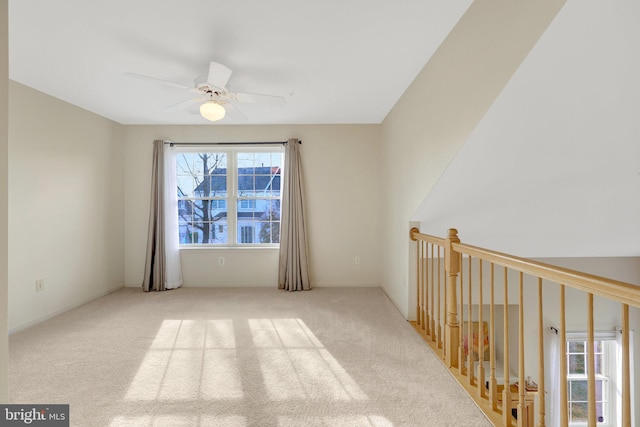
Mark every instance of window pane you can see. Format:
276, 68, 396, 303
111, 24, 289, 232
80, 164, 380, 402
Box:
237, 152, 281, 168
240, 225, 254, 243
569, 354, 585, 375
236, 152, 255, 169
236, 198, 281, 244
595, 354, 603, 375
570, 380, 588, 401
595, 380, 605, 401
177, 175, 196, 198
568, 341, 585, 353
237, 201, 256, 220
178, 153, 227, 200
596, 402, 605, 423
215, 223, 228, 243
190, 222, 227, 244
571, 402, 588, 422
267, 199, 281, 217
257, 221, 280, 244
177, 200, 190, 219
197, 152, 226, 175
186, 226, 201, 244
192, 200, 205, 220
237, 174, 255, 196
237, 152, 283, 197
242, 199, 278, 217
594, 340, 603, 353
176, 152, 197, 176
178, 220, 192, 244
199, 175, 226, 197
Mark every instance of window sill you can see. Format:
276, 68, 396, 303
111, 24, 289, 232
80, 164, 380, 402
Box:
179, 245, 280, 251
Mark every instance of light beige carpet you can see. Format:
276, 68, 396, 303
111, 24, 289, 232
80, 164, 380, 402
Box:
9, 287, 491, 427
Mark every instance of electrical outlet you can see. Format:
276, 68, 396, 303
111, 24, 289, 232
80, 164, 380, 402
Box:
218, 257, 225, 266
35, 279, 45, 292
354, 256, 360, 265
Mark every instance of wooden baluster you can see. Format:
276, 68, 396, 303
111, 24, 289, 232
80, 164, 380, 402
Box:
438, 246, 443, 350
587, 293, 595, 427
517, 272, 525, 427
503, 267, 512, 427
442, 245, 447, 356
537, 278, 546, 427
459, 253, 466, 375
477, 259, 486, 398
445, 228, 460, 369
422, 242, 429, 334
468, 256, 474, 386
489, 263, 498, 411
416, 239, 421, 328
430, 243, 436, 343
622, 304, 630, 427
420, 241, 424, 330
559, 285, 568, 427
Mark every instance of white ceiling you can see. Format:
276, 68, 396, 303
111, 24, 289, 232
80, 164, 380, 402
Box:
8, 0, 471, 125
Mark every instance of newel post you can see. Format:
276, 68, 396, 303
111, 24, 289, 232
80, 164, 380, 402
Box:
445, 228, 460, 368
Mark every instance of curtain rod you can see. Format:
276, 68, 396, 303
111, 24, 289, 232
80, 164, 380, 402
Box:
165, 140, 301, 147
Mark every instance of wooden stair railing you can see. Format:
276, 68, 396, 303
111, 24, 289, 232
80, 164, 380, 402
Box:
409, 227, 639, 427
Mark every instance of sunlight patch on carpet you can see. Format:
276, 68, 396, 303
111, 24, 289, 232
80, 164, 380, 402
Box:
126, 319, 243, 401
249, 318, 368, 401
124, 318, 365, 403
109, 414, 247, 427
277, 415, 393, 427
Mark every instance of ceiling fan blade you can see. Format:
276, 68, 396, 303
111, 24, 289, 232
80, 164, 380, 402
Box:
207, 61, 233, 90
234, 92, 286, 105
124, 73, 193, 91
163, 97, 206, 112
223, 102, 248, 123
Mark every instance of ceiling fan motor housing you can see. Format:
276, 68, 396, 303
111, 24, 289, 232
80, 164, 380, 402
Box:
194, 75, 222, 93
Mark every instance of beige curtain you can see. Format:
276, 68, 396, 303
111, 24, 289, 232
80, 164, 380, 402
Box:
278, 138, 310, 291
143, 140, 183, 291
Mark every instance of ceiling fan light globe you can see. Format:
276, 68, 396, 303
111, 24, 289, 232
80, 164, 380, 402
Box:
200, 101, 226, 122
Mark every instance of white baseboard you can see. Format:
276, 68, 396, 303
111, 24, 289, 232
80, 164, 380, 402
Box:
381, 285, 410, 320
9, 283, 125, 334
311, 282, 379, 288
126, 282, 381, 288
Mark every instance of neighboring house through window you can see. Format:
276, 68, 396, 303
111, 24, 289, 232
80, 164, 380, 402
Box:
176, 147, 283, 246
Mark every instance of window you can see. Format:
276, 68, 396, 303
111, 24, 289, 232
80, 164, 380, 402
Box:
176, 147, 283, 246
566, 336, 616, 425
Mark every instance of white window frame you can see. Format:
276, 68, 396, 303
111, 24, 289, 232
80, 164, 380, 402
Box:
175, 145, 284, 247
566, 332, 618, 426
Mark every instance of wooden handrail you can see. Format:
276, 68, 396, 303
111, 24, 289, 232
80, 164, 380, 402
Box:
452, 241, 640, 307
410, 228, 447, 246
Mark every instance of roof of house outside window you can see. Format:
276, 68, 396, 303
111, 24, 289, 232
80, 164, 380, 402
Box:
191, 167, 281, 194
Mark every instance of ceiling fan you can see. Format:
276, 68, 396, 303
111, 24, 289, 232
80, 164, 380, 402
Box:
125, 61, 286, 122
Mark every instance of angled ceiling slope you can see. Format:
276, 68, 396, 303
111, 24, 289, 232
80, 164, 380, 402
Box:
416, 0, 640, 258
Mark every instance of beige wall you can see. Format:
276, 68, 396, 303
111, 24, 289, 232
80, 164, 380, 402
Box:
0, 0, 8, 402
123, 125, 382, 289
380, 0, 566, 317
8, 82, 125, 332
